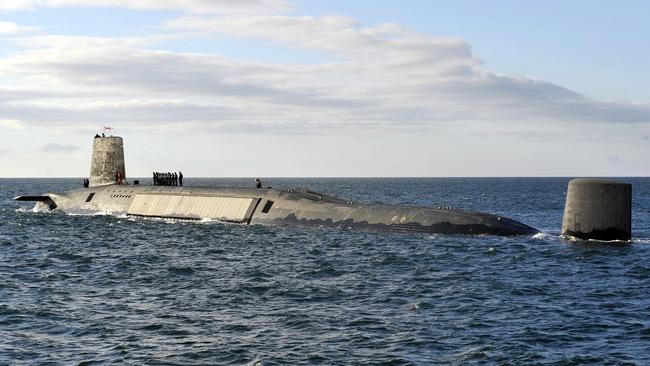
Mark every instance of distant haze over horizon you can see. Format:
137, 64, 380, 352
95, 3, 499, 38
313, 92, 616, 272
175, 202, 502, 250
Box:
0, 0, 648, 177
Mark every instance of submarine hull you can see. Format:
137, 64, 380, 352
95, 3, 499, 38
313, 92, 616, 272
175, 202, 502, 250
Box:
16, 184, 538, 236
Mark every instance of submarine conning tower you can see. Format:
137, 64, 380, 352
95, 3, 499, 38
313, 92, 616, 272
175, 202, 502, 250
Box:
89, 135, 126, 187
562, 178, 632, 241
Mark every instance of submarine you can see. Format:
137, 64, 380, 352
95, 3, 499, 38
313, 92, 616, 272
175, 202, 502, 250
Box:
14, 135, 538, 236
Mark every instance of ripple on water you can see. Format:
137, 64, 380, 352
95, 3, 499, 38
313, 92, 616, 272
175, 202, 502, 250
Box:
1, 177, 650, 365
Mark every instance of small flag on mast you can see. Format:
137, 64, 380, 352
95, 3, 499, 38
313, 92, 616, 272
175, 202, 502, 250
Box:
104, 126, 113, 132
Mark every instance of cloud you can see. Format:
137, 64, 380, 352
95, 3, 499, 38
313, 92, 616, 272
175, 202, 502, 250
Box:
0, 21, 39, 34
164, 15, 650, 125
11, 34, 180, 49
166, 15, 478, 68
0, 9, 647, 141
0, 2, 648, 177
1, 30, 648, 136
0, 0, 291, 14
41, 143, 79, 152
0, 119, 25, 129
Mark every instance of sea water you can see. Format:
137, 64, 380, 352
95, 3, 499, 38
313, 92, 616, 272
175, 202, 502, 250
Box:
1, 178, 649, 365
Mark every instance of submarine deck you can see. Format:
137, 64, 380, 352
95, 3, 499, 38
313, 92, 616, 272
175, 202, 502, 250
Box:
18, 184, 538, 236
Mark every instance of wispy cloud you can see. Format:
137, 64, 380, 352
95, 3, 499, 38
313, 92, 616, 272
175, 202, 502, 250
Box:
0, 0, 291, 14
0, 119, 25, 129
41, 143, 79, 152
0, 21, 39, 34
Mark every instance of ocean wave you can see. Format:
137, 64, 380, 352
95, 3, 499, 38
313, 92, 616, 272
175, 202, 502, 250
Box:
15, 203, 50, 213
3, 177, 649, 365
531, 231, 551, 240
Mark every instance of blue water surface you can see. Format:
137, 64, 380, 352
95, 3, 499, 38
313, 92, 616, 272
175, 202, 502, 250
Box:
1, 177, 649, 365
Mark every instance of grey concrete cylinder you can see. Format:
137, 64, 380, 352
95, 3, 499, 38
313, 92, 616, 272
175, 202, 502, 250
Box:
562, 178, 631, 241
89, 136, 126, 187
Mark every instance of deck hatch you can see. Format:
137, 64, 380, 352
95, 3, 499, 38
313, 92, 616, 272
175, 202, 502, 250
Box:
261, 200, 274, 213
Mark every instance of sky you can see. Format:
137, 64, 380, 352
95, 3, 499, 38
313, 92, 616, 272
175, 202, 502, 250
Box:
0, 0, 648, 177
